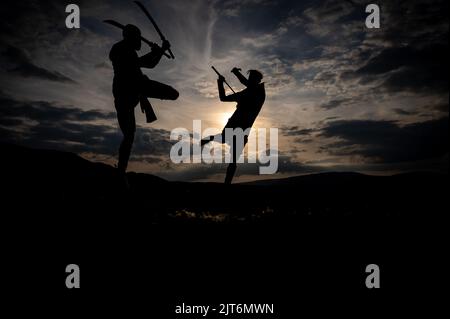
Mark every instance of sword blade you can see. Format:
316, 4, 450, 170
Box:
103, 20, 170, 59
134, 1, 175, 59
211, 66, 236, 94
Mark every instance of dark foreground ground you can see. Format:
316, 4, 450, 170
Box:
2, 142, 447, 223
1, 143, 447, 316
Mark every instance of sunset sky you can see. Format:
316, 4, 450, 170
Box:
0, 0, 448, 181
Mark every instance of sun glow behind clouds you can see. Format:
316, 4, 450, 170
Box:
219, 111, 233, 127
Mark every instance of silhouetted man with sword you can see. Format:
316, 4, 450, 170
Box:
202, 67, 266, 184
108, 20, 178, 187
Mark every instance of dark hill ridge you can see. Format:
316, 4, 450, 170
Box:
1, 143, 447, 224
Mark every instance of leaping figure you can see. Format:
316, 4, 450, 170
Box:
202, 67, 266, 184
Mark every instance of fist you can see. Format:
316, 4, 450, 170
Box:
161, 39, 171, 51
149, 42, 159, 50
218, 75, 225, 82
231, 67, 241, 73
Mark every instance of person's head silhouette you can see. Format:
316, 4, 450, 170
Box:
247, 70, 263, 87
122, 24, 142, 50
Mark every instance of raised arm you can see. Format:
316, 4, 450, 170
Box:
218, 76, 241, 102
231, 67, 249, 87
139, 40, 171, 69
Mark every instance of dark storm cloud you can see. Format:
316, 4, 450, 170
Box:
0, 92, 173, 158
301, 0, 448, 111
280, 125, 317, 146
319, 117, 449, 163
0, 0, 113, 89
2, 45, 76, 83
0, 117, 23, 127
430, 102, 449, 113
282, 126, 315, 136
356, 46, 425, 75
355, 44, 448, 94
366, 0, 448, 47
371, 1, 449, 96
0, 93, 115, 123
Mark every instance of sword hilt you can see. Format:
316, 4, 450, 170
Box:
211, 66, 236, 94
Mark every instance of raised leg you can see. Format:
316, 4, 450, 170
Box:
141, 77, 179, 101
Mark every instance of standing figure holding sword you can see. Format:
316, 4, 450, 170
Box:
106, 2, 179, 187
202, 67, 266, 184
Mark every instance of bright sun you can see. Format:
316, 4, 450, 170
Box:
219, 112, 233, 127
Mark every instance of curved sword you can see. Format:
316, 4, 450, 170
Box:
134, 1, 175, 59
103, 20, 170, 59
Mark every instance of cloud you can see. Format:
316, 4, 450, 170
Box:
393, 108, 418, 116
355, 44, 448, 94
217, 0, 277, 17
241, 26, 287, 48
0, 0, 448, 181
0, 93, 115, 123
303, 0, 354, 24
319, 98, 352, 110
300, 0, 356, 38
0, 92, 172, 158
295, 0, 448, 116
283, 126, 315, 136
319, 117, 449, 163
430, 102, 449, 113
2, 45, 76, 83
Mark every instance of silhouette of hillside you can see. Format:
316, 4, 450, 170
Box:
1, 143, 446, 225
